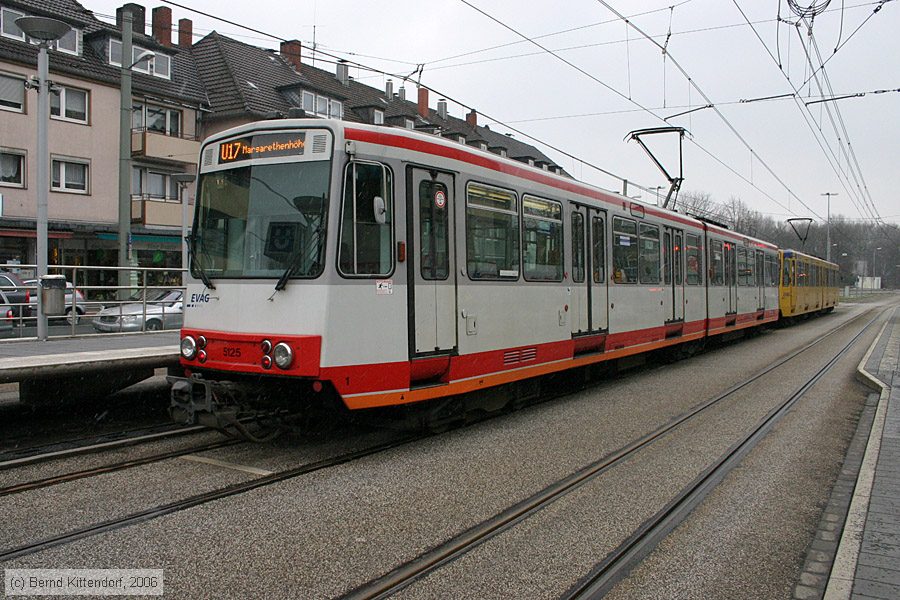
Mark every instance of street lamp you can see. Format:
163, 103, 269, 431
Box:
821, 192, 837, 262
171, 173, 196, 272
16, 16, 71, 341
117, 8, 155, 299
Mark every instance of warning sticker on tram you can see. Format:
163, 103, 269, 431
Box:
219, 133, 306, 164
376, 280, 393, 295
434, 190, 447, 209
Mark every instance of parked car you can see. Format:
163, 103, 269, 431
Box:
0, 271, 33, 318
24, 279, 86, 324
92, 289, 183, 333
0, 290, 15, 337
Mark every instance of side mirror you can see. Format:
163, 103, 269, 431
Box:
373, 196, 386, 225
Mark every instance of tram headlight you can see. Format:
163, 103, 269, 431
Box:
273, 342, 294, 369
180, 336, 197, 360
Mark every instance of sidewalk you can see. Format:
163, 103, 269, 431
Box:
821, 306, 900, 599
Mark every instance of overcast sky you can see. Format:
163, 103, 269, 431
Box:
89, 0, 900, 225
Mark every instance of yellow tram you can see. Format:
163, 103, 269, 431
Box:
779, 249, 839, 318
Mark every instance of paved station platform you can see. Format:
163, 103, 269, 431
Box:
0, 332, 178, 403
800, 306, 900, 600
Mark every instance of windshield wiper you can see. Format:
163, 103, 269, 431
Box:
185, 234, 216, 290
273, 225, 324, 292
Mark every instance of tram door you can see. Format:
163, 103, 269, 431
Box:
570, 205, 608, 336
663, 227, 685, 322
407, 167, 457, 356
724, 241, 737, 314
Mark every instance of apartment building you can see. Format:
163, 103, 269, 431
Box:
0, 0, 206, 279
0, 0, 563, 284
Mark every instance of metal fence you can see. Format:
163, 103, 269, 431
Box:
0, 263, 186, 340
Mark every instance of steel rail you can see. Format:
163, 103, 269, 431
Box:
0, 434, 422, 563
0, 424, 211, 471
0, 438, 241, 498
563, 310, 881, 599
340, 308, 877, 600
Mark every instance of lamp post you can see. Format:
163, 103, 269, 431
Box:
821, 192, 837, 262
171, 173, 196, 273
16, 16, 70, 341
117, 7, 155, 298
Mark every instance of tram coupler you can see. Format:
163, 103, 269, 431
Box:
168, 374, 243, 429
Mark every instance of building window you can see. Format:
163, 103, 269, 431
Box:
405, 118, 415, 130
638, 223, 660, 284
50, 86, 88, 123
132, 167, 178, 200
500, 149, 508, 158
479, 142, 488, 151
612, 216, 637, 284
1, 7, 25, 41
109, 40, 170, 79
302, 91, 314, 112
132, 102, 182, 136
0, 150, 25, 187
51, 158, 89, 193
373, 109, 384, 125
316, 95, 328, 117
457, 135, 466, 145
466, 182, 518, 280
0, 73, 24, 112
55, 28, 78, 55
330, 99, 343, 119
522, 195, 562, 282
338, 161, 393, 277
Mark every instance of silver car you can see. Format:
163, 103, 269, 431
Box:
92, 289, 183, 333
0, 290, 15, 337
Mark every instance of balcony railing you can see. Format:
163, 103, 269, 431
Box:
131, 194, 191, 227
131, 127, 201, 163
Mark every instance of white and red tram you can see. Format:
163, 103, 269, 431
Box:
171, 119, 781, 426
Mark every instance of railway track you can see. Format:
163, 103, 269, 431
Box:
0, 423, 213, 471
0, 438, 241, 498
340, 308, 881, 600
0, 434, 422, 563
0, 308, 874, 573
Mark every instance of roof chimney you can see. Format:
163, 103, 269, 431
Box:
280, 40, 302, 71
336, 60, 349, 86
417, 87, 429, 118
116, 3, 146, 35
385, 79, 393, 98
437, 98, 447, 120
398, 85, 406, 101
178, 17, 192, 48
466, 109, 477, 127
151, 6, 172, 47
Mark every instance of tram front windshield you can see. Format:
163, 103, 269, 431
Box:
192, 160, 330, 280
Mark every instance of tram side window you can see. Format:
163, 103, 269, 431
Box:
663, 231, 672, 286
338, 161, 393, 276
571, 212, 585, 283
522, 195, 563, 281
710, 240, 724, 286
639, 223, 660, 284
418, 179, 449, 280
685, 233, 702, 285
592, 216, 605, 283
674, 232, 683, 286
466, 182, 519, 280
782, 259, 792, 287
737, 248, 749, 286
612, 217, 637, 283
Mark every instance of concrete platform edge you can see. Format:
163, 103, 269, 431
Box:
823, 313, 894, 600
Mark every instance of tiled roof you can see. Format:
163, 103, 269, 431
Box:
0, 0, 207, 105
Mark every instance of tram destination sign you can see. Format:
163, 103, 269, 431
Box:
218, 132, 306, 164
